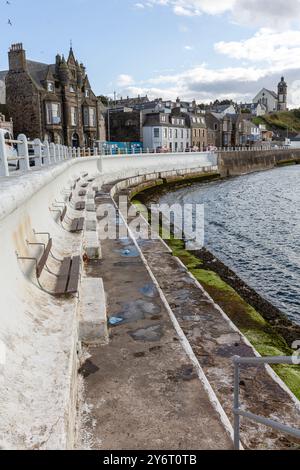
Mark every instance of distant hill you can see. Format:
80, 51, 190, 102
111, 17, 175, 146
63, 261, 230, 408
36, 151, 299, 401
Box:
252, 110, 300, 139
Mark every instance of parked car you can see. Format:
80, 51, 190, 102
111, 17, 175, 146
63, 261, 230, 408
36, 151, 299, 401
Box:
156, 146, 169, 153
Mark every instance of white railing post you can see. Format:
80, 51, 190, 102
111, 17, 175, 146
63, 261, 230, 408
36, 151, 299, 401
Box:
33, 139, 43, 167
18, 134, 30, 171
77, 147, 81, 158
0, 129, 9, 177
43, 140, 51, 166
50, 142, 56, 163
94, 147, 98, 157
88, 148, 91, 157
55, 144, 61, 161
72, 147, 76, 159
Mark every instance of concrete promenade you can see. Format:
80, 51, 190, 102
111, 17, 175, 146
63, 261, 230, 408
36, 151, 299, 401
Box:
77, 186, 233, 450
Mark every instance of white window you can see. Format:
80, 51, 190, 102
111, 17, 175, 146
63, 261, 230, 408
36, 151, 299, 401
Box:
71, 107, 77, 126
154, 128, 160, 138
164, 128, 168, 139
174, 129, 178, 139
89, 107, 96, 127
181, 129, 184, 139
46, 102, 61, 125
85, 89, 90, 98
161, 115, 166, 123
47, 82, 54, 92
70, 85, 75, 93
84, 107, 96, 127
83, 107, 97, 127
169, 128, 173, 138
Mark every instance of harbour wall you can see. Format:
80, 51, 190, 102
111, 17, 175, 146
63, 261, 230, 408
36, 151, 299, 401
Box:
0, 151, 216, 449
218, 148, 300, 177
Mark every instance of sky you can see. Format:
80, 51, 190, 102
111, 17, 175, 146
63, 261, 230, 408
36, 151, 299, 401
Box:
1, 0, 300, 107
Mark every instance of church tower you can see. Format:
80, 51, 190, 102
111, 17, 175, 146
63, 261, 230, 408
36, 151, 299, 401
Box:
277, 77, 287, 111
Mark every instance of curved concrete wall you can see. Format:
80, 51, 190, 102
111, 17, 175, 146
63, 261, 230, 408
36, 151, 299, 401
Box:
0, 152, 216, 449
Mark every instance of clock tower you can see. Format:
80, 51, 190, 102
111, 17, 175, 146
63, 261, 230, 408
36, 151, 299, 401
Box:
277, 77, 287, 111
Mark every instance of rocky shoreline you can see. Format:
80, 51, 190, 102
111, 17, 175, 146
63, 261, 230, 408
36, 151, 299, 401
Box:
193, 247, 300, 348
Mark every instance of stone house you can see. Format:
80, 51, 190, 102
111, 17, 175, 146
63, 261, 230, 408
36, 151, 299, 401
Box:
3, 43, 105, 147
205, 112, 233, 148
188, 114, 208, 151
107, 108, 143, 143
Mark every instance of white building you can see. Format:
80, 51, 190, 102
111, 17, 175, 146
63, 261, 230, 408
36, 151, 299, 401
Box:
143, 112, 191, 152
253, 77, 288, 113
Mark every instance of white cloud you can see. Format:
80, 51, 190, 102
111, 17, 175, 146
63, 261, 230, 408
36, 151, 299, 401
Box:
115, 61, 300, 108
116, 74, 135, 87
136, 0, 300, 29
215, 29, 300, 70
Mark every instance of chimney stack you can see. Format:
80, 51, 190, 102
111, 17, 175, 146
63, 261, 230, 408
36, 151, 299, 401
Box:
8, 43, 27, 72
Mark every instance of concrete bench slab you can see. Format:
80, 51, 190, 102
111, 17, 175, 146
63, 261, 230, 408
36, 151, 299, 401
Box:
83, 231, 101, 259
79, 278, 108, 345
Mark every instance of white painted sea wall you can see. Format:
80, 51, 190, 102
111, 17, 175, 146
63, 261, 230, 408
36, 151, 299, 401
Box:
0, 151, 216, 449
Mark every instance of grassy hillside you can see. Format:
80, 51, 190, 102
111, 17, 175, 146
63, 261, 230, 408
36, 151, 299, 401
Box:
252, 110, 300, 136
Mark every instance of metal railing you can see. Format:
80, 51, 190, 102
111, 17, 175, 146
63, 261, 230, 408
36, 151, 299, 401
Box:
233, 355, 300, 450
0, 129, 102, 177
0, 128, 292, 177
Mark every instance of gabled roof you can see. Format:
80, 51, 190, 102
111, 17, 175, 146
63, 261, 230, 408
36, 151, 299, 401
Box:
26, 60, 55, 89
265, 89, 278, 99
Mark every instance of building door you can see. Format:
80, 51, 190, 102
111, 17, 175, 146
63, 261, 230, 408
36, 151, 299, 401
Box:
72, 133, 79, 148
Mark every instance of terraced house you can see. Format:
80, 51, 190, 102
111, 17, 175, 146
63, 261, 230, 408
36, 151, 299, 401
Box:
3, 43, 105, 147
143, 112, 191, 152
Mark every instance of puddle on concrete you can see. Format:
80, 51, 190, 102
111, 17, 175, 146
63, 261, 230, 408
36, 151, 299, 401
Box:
167, 365, 198, 383
140, 283, 158, 299
115, 247, 140, 258
128, 324, 163, 342
79, 360, 100, 378
115, 299, 162, 324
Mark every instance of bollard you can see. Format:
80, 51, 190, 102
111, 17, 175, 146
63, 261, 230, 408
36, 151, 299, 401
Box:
0, 129, 9, 177
18, 134, 30, 171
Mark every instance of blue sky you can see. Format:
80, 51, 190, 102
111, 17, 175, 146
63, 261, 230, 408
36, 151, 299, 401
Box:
1, 0, 300, 106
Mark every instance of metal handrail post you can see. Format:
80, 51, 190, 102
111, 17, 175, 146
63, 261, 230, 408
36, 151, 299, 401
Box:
233, 359, 240, 450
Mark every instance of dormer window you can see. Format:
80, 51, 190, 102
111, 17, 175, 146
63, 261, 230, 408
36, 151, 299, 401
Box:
70, 85, 75, 93
47, 82, 54, 92
85, 89, 90, 98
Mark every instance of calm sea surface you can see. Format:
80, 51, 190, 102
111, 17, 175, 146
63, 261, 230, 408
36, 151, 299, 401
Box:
159, 166, 300, 325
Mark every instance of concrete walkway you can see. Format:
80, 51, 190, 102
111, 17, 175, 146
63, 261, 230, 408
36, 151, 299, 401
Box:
119, 184, 300, 450
77, 188, 233, 450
